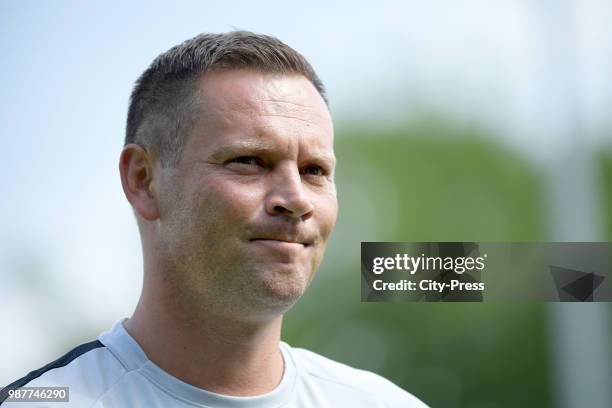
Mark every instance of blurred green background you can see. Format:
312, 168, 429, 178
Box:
282, 120, 612, 408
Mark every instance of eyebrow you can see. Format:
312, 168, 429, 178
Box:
210, 139, 336, 166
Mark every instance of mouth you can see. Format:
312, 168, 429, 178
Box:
249, 238, 311, 253
250, 238, 310, 246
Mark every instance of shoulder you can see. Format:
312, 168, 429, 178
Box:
0, 340, 127, 407
288, 345, 428, 407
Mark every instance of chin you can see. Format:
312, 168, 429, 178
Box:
255, 266, 311, 311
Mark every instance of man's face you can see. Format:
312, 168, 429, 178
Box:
154, 70, 337, 321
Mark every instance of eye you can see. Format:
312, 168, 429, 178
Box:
302, 165, 325, 176
229, 156, 263, 166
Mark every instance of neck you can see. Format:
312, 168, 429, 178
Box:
124, 281, 285, 396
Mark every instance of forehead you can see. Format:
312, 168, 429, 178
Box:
197, 69, 328, 115
182, 70, 334, 161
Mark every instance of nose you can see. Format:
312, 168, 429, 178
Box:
265, 164, 314, 221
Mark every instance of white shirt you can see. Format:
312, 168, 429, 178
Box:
1, 319, 427, 407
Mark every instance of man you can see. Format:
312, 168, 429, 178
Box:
1, 31, 427, 407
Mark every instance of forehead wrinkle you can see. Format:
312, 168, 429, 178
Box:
195, 81, 330, 135
257, 98, 312, 109
256, 121, 334, 157
225, 95, 323, 119
259, 113, 323, 127
228, 103, 332, 144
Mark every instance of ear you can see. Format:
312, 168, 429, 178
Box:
119, 144, 160, 221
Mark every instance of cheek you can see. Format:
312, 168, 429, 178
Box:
315, 193, 338, 238
194, 179, 264, 225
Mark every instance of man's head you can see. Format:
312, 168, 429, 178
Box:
119, 32, 337, 323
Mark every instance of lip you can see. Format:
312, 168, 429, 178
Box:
249, 239, 309, 251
